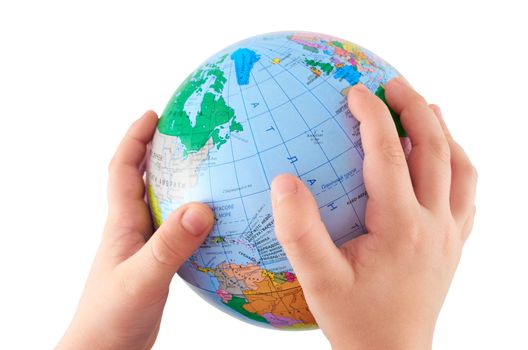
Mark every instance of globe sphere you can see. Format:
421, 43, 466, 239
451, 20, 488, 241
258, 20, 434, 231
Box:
147, 31, 405, 330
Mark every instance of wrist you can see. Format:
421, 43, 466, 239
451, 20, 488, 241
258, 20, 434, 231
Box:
56, 317, 107, 350
332, 339, 432, 350
329, 326, 434, 350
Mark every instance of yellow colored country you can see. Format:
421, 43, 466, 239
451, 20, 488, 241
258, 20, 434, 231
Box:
147, 185, 163, 228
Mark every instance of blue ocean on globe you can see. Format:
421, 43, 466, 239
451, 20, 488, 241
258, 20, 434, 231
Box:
146, 31, 405, 330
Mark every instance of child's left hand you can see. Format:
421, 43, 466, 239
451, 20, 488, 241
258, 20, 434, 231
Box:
57, 111, 214, 350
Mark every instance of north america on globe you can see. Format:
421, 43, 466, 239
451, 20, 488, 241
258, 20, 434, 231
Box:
146, 31, 405, 330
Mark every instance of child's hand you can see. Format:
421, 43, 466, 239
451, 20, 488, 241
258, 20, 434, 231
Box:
57, 111, 214, 350
271, 78, 477, 350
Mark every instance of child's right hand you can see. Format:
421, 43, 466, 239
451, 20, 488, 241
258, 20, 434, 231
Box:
270, 78, 477, 350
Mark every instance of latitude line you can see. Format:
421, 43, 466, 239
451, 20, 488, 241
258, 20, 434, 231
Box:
204, 112, 345, 169
235, 69, 271, 189
261, 38, 395, 157
249, 64, 301, 178
252, 44, 365, 234
232, 65, 334, 123
253, 40, 365, 160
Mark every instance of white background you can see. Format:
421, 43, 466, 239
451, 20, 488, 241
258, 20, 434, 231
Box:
1, 1, 527, 349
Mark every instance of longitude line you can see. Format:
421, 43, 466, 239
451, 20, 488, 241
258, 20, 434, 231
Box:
252, 45, 365, 234
227, 53, 270, 271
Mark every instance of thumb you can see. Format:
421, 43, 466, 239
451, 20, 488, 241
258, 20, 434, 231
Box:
271, 174, 349, 294
119, 202, 214, 298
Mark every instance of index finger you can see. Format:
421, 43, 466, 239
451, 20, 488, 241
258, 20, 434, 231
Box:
347, 84, 417, 212
107, 110, 158, 214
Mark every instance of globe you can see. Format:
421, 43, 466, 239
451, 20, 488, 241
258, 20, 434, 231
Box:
146, 31, 406, 330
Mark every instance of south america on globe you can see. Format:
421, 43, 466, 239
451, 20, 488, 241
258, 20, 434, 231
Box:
146, 31, 406, 330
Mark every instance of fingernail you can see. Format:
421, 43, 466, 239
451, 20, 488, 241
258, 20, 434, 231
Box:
181, 206, 211, 236
271, 175, 298, 203
351, 83, 368, 93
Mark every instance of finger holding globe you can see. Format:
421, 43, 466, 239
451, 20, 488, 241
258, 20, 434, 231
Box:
147, 31, 406, 330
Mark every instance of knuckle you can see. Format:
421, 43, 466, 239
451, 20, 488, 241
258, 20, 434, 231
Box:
380, 138, 406, 166
453, 142, 478, 182
427, 136, 451, 164
464, 206, 477, 236
395, 208, 423, 244
461, 162, 478, 183
277, 217, 318, 247
151, 233, 185, 268
400, 97, 428, 119
442, 220, 463, 255
401, 94, 428, 111
411, 94, 428, 107
440, 218, 458, 239
275, 218, 328, 264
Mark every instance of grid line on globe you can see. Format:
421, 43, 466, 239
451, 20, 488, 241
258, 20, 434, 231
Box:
250, 44, 365, 233
147, 31, 404, 330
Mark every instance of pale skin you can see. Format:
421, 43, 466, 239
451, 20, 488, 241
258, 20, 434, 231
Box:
57, 77, 477, 350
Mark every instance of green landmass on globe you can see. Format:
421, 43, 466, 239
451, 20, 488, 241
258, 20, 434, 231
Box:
146, 31, 406, 330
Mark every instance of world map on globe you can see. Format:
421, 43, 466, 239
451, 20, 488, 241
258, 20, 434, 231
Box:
146, 31, 405, 330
